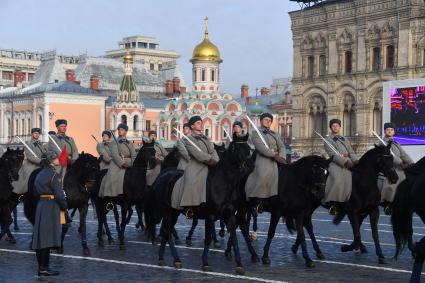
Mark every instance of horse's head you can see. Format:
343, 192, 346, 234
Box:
375, 142, 398, 184
74, 152, 100, 190
134, 140, 157, 170
0, 147, 24, 181
226, 133, 254, 175
309, 156, 332, 200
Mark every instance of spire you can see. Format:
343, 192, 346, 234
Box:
204, 16, 209, 39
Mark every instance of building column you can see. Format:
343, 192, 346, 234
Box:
42, 102, 49, 142
0, 104, 4, 143
32, 99, 37, 128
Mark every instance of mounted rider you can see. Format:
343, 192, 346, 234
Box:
145, 130, 168, 187
323, 118, 359, 215
98, 123, 136, 198
179, 116, 219, 218
377, 122, 414, 215
96, 131, 113, 171
245, 113, 286, 213
12, 128, 46, 199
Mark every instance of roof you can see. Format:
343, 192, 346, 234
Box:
120, 75, 136, 92
105, 96, 169, 109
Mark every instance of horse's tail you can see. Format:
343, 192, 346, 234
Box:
392, 179, 413, 260
284, 216, 296, 234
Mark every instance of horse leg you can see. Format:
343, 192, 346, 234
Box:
126, 207, 133, 225
119, 206, 127, 250
158, 211, 181, 268
295, 213, 314, 267
171, 227, 181, 245
262, 211, 280, 265
202, 216, 214, 271
219, 218, 225, 238
211, 221, 220, 248
237, 209, 259, 262
13, 206, 19, 231
342, 212, 361, 252
369, 208, 386, 264
410, 259, 423, 283
79, 205, 90, 256
228, 215, 244, 275
58, 223, 68, 254
304, 217, 324, 259
113, 205, 120, 234
185, 218, 198, 246
135, 206, 145, 230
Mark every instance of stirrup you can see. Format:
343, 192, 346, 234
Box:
329, 205, 336, 215
185, 208, 194, 219
18, 194, 25, 202
106, 202, 114, 211
384, 206, 392, 216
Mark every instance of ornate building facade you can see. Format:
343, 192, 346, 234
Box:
289, 0, 425, 156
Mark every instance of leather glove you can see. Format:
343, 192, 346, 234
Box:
345, 159, 354, 169
400, 162, 410, 170
206, 159, 218, 166
121, 163, 129, 169
274, 155, 286, 164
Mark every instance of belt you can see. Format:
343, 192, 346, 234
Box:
123, 155, 131, 158
40, 194, 55, 200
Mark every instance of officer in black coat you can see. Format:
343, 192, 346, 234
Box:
32, 150, 67, 277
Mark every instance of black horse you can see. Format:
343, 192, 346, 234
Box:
391, 157, 425, 283
147, 133, 256, 274
0, 148, 24, 242
95, 141, 156, 249
24, 152, 100, 255
333, 143, 398, 264
258, 155, 332, 267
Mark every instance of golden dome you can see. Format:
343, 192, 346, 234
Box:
123, 50, 133, 64
190, 17, 222, 63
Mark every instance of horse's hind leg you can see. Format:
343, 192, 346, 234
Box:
185, 218, 198, 246
13, 206, 19, 231
126, 207, 133, 225
113, 205, 120, 234
135, 206, 145, 230
202, 216, 214, 271
370, 208, 386, 264
342, 213, 362, 252
295, 213, 315, 267
79, 205, 90, 256
211, 221, 220, 248
118, 206, 128, 250
262, 211, 280, 265
219, 218, 225, 238
237, 209, 259, 262
171, 227, 181, 245
304, 216, 324, 259
227, 215, 244, 275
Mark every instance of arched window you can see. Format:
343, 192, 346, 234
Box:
386, 45, 394, 69
205, 128, 210, 137
193, 69, 197, 82
7, 118, 11, 137
201, 69, 206, 81
211, 70, 215, 82
308, 96, 327, 136
38, 115, 42, 128
345, 51, 352, 73
373, 100, 383, 134
121, 115, 127, 125
307, 56, 314, 78
133, 115, 139, 131
343, 94, 356, 136
372, 47, 381, 71
319, 55, 326, 76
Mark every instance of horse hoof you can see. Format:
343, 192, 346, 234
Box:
135, 223, 140, 229
235, 266, 245, 275
360, 246, 368, 254
213, 241, 221, 248
341, 245, 352, 252
219, 230, 225, 238
378, 257, 387, 264
291, 245, 298, 254
225, 250, 232, 260
305, 260, 315, 268
262, 257, 271, 265
119, 244, 126, 250
174, 260, 182, 269
202, 265, 212, 272
8, 237, 16, 244
108, 238, 114, 245
185, 238, 192, 246
251, 254, 260, 263
83, 248, 91, 256
250, 232, 258, 241
175, 239, 182, 245
158, 259, 166, 266
316, 252, 325, 260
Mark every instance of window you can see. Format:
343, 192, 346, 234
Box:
319, 55, 326, 76
345, 51, 352, 73
38, 115, 42, 128
145, 120, 151, 131
121, 115, 127, 125
201, 69, 206, 81
28, 73, 34, 81
132, 42, 136, 48
372, 47, 381, 71
386, 45, 394, 69
158, 64, 162, 71
423, 49, 425, 66
205, 128, 210, 137
149, 43, 156, 49
193, 69, 197, 82
307, 56, 314, 78
211, 70, 215, 81
373, 101, 382, 134
150, 63, 155, 71
2, 71, 12, 80
133, 115, 139, 131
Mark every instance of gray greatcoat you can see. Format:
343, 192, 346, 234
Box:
48, 133, 79, 162
324, 133, 359, 203
146, 142, 168, 186
176, 139, 190, 170
12, 139, 46, 194
245, 126, 285, 199
378, 136, 414, 202
99, 137, 136, 198
96, 141, 113, 170
32, 166, 67, 250
179, 133, 219, 207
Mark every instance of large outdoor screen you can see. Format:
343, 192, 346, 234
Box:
390, 85, 425, 145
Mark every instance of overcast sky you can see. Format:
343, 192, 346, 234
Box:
0, 0, 301, 94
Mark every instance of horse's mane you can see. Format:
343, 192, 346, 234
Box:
357, 145, 386, 167
405, 155, 425, 176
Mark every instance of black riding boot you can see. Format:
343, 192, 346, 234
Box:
38, 248, 59, 276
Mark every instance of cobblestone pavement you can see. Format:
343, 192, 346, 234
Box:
0, 206, 423, 282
